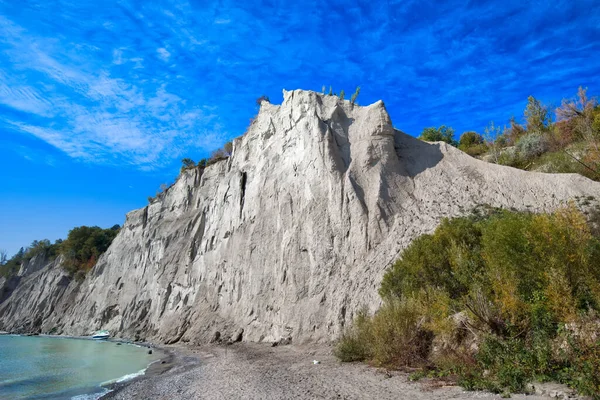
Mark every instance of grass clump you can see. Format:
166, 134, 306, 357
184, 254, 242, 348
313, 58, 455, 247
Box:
336, 204, 600, 397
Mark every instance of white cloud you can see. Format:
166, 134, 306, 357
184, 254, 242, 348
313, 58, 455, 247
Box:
157, 47, 171, 61
112, 49, 124, 65
0, 16, 224, 170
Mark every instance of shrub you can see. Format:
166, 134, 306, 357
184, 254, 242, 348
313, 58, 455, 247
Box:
459, 131, 487, 156
419, 125, 457, 146
335, 309, 374, 362
459, 131, 483, 147
515, 133, 548, 161
337, 205, 600, 396
336, 301, 432, 367
497, 147, 519, 167
350, 86, 360, 104
256, 95, 270, 106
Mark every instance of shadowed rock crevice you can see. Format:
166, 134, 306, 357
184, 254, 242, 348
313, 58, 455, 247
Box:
239, 171, 247, 218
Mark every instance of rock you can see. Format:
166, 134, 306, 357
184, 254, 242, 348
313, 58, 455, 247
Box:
280, 337, 292, 345
1, 89, 600, 344
148, 349, 153, 355
232, 329, 244, 343
272, 336, 292, 347
210, 331, 221, 343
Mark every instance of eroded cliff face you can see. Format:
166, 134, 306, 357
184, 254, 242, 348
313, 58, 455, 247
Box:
2, 90, 600, 343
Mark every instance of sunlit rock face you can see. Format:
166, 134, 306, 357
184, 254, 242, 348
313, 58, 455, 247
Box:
2, 89, 599, 344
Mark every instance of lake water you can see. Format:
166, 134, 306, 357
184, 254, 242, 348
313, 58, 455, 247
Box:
0, 335, 161, 399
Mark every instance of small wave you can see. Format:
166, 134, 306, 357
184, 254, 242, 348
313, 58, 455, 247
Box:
70, 388, 111, 400
99, 368, 146, 386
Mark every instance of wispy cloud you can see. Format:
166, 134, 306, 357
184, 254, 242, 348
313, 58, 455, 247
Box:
1, 0, 599, 168
156, 48, 171, 61
0, 11, 225, 169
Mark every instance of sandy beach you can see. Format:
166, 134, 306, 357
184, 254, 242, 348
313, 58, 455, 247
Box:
102, 343, 583, 400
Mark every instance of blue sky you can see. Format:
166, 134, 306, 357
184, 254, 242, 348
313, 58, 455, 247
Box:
1, 0, 599, 256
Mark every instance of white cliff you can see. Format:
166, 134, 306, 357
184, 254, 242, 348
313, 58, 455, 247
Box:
1, 89, 600, 344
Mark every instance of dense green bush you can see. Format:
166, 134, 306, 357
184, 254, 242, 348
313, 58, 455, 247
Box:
337, 205, 600, 397
419, 125, 457, 146
60, 225, 120, 278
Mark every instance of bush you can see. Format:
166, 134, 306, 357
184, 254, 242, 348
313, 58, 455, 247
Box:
515, 133, 548, 161
337, 205, 600, 396
497, 147, 519, 167
459, 131, 484, 147
459, 132, 487, 156
336, 301, 432, 367
60, 226, 119, 277
180, 158, 196, 172
335, 309, 374, 362
350, 86, 360, 104
256, 95, 270, 106
419, 125, 457, 146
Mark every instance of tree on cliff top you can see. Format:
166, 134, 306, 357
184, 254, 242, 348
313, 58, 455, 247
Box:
60, 226, 119, 279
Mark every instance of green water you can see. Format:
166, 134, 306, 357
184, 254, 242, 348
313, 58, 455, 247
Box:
0, 335, 161, 399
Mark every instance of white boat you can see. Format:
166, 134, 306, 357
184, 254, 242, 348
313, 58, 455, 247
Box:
92, 330, 110, 340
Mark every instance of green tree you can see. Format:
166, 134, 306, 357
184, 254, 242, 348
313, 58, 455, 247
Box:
524, 95, 551, 134
350, 86, 360, 104
24, 239, 52, 260
419, 125, 457, 146
181, 158, 196, 171
328, 86, 333, 96
339, 90, 345, 101
483, 121, 504, 163
224, 141, 233, 155
60, 226, 119, 276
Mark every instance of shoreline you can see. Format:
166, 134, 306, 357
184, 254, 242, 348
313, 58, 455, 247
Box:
1, 333, 585, 399
100, 343, 184, 399
96, 342, 585, 400
0, 333, 170, 399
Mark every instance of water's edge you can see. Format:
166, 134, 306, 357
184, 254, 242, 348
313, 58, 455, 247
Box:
99, 344, 178, 399
0, 333, 170, 400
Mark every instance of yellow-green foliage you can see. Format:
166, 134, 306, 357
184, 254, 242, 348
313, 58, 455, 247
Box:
459, 131, 488, 156
337, 205, 600, 396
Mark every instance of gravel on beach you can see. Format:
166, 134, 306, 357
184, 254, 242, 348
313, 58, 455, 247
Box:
102, 343, 582, 400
